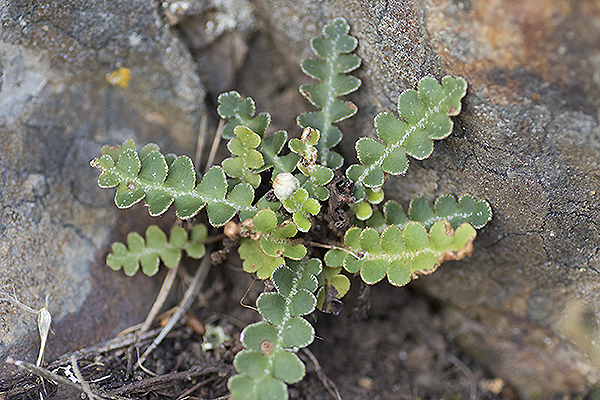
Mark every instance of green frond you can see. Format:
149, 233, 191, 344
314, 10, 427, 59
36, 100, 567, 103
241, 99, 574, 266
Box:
347, 75, 467, 195
297, 17, 362, 169
282, 188, 321, 233
289, 128, 334, 202
90, 140, 257, 224
362, 195, 492, 232
222, 125, 265, 188
217, 91, 271, 140
229, 258, 323, 400
237, 209, 307, 279
106, 224, 207, 276
329, 221, 476, 286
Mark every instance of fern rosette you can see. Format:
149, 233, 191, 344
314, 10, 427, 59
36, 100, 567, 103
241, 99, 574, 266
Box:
91, 16, 493, 400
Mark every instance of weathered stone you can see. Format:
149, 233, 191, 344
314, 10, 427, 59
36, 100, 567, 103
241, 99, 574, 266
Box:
251, 0, 600, 397
0, 0, 205, 375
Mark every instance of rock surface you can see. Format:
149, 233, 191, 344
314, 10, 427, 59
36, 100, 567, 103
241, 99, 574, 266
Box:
251, 0, 600, 397
0, 0, 205, 375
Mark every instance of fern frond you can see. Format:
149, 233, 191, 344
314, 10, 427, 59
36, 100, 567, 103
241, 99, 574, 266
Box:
326, 221, 476, 286
289, 128, 334, 201
297, 17, 361, 169
229, 259, 322, 400
222, 125, 265, 188
90, 140, 257, 225
217, 91, 271, 140
218, 91, 300, 177
238, 209, 307, 279
107, 224, 207, 276
281, 188, 321, 233
364, 195, 492, 231
347, 75, 467, 197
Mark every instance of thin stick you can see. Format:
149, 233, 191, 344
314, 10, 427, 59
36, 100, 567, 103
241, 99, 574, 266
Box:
58, 327, 162, 361
134, 256, 211, 369
308, 241, 353, 255
448, 354, 478, 400
125, 267, 179, 377
103, 365, 222, 396
5, 357, 118, 400
239, 276, 258, 312
195, 113, 208, 172
175, 375, 218, 400
139, 266, 179, 336
205, 119, 225, 173
302, 348, 342, 400
70, 355, 96, 400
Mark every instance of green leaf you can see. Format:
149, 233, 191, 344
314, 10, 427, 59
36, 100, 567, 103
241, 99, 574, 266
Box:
341, 221, 477, 286
272, 265, 294, 297
234, 350, 270, 379
324, 249, 346, 268
298, 17, 361, 168
346, 75, 468, 192
100, 138, 136, 163
355, 201, 373, 221
384, 200, 409, 226
228, 375, 257, 400
253, 209, 278, 233
257, 293, 287, 326
272, 350, 305, 384
241, 321, 279, 353
217, 91, 271, 139
288, 289, 316, 317
139, 150, 168, 183
280, 317, 314, 349
255, 376, 288, 400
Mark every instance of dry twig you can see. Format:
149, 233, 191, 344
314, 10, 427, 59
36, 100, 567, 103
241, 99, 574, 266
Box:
134, 255, 212, 370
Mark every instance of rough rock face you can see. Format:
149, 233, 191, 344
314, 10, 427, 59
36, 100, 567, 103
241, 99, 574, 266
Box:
252, 0, 600, 397
0, 0, 205, 374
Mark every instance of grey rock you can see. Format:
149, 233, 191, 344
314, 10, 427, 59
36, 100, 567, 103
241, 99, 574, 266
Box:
0, 0, 205, 375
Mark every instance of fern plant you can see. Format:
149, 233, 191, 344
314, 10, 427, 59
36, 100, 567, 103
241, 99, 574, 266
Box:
91, 17, 492, 400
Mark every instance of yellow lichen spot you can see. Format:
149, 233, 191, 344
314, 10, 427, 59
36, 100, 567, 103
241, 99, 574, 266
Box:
106, 67, 131, 88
